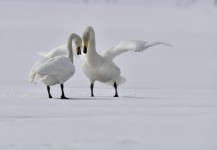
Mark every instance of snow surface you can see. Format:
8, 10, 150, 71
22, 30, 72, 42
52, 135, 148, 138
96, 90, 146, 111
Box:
1, 85, 217, 150
0, 0, 217, 150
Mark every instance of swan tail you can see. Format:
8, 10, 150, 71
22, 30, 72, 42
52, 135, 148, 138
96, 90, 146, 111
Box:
106, 76, 126, 86
29, 72, 39, 84
116, 76, 126, 86
29, 72, 37, 84
29, 73, 47, 84
29, 67, 47, 84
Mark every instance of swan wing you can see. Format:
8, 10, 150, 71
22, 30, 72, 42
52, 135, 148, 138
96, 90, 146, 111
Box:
37, 44, 80, 59
35, 56, 74, 76
101, 40, 173, 60
37, 51, 50, 57
37, 45, 67, 58
139, 41, 174, 52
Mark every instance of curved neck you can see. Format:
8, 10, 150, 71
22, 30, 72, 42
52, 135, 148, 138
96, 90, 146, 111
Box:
67, 34, 76, 63
87, 33, 97, 56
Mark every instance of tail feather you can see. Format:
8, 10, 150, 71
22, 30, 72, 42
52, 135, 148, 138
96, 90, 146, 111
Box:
29, 73, 47, 84
105, 76, 126, 86
29, 71, 39, 84
116, 76, 126, 86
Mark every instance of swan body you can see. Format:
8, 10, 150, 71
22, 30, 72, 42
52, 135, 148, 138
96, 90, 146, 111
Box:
29, 33, 82, 99
30, 56, 75, 85
82, 26, 173, 97
82, 51, 123, 84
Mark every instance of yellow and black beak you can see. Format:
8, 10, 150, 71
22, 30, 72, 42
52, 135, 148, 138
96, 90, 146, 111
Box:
83, 40, 88, 54
82, 32, 89, 54
83, 46, 87, 54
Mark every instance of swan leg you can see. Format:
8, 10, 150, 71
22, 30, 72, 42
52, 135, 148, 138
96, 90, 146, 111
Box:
90, 83, 94, 97
60, 84, 69, 99
47, 86, 52, 99
113, 82, 119, 97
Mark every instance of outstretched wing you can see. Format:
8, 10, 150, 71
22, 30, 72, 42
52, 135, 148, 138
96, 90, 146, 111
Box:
101, 40, 173, 60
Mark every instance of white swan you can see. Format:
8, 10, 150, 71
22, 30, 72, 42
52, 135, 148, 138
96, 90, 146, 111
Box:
29, 33, 82, 99
82, 26, 173, 97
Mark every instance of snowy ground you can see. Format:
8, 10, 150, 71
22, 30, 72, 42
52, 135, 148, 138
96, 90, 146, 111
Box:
0, 0, 217, 150
1, 85, 217, 150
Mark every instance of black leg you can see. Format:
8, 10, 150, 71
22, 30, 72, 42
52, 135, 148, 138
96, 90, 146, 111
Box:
113, 82, 119, 97
60, 84, 69, 99
90, 83, 94, 97
47, 86, 52, 99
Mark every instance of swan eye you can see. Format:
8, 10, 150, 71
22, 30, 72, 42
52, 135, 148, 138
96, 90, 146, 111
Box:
77, 47, 81, 55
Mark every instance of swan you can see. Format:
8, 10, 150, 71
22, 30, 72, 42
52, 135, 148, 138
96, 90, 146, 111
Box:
82, 26, 173, 97
29, 33, 82, 99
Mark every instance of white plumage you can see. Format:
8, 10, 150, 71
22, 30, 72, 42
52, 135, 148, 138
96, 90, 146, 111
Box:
29, 33, 82, 99
37, 45, 67, 58
82, 26, 173, 97
30, 56, 75, 85
101, 40, 173, 60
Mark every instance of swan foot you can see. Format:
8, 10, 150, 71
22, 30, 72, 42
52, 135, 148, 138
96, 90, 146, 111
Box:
113, 82, 118, 97
60, 84, 68, 99
114, 94, 119, 97
61, 95, 69, 99
90, 83, 94, 97
47, 86, 52, 99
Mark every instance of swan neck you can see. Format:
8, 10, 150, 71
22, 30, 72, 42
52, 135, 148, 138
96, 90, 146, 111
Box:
67, 34, 75, 63
88, 38, 97, 55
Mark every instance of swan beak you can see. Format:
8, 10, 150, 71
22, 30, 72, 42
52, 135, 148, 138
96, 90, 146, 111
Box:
83, 46, 87, 54
77, 47, 81, 55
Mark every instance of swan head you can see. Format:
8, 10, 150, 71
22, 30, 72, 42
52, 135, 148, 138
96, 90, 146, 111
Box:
74, 35, 82, 55
68, 33, 82, 56
82, 26, 95, 54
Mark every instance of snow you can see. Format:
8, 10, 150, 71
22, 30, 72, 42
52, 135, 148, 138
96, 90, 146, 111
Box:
0, 0, 217, 150
1, 85, 217, 150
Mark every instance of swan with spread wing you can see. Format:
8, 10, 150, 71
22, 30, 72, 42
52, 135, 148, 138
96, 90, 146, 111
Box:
82, 26, 173, 97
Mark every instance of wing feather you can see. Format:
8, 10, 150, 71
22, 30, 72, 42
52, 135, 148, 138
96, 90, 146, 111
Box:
35, 56, 74, 76
38, 45, 67, 58
37, 44, 81, 59
101, 40, 173, 60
